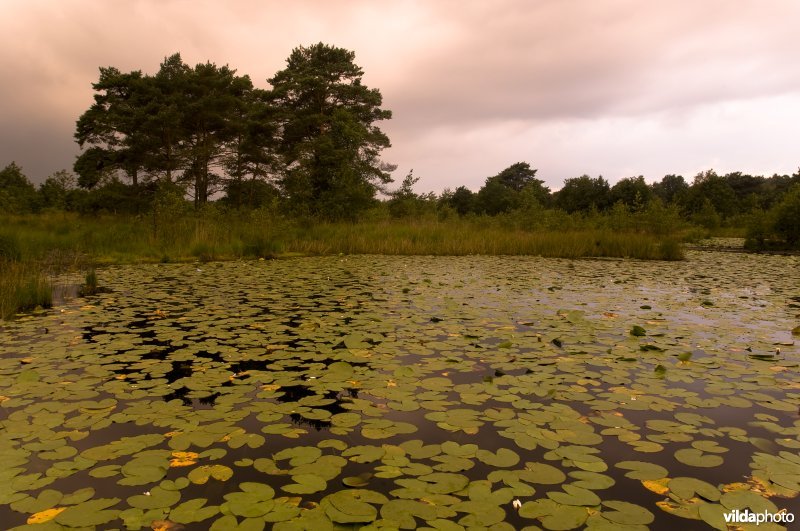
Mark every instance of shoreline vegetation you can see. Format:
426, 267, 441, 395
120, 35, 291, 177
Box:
0, 208, 697, 319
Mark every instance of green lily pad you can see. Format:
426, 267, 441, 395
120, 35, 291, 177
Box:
188, 464, 234, 484
283, 473, 327, 494
601, 501, 654, 525
668, 477, 720, 501
674, 448, 724, 468
615, 461, 668, 480
321, 490, 384, 524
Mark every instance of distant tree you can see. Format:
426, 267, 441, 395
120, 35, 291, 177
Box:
555, 175, 611, 213
138, 54, 191, 184
684, 170, 737, 218
691, 198, 722, 229
491, 162, 539, 192
269, 43, 393, 220
758, 173, 796, 209
39, 170, 77, 210
723, 171, 764, 206
609, 176, 651, 211
387, 170, 420, 218
771, 184, 800, 246
73, 177, 147, 215
448, 186, 477, 216
0, 162, 38, 213
476, 162, 549, 214
477, 178, 520, 215
651, 174, 688, 205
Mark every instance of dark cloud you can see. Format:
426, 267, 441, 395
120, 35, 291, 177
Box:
1, 0, 799, 189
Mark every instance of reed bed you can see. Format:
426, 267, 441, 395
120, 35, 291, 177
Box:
0, 212, 684, 318
0, 260, 52, 319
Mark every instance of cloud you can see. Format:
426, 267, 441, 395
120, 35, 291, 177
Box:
1, 0, 799, 189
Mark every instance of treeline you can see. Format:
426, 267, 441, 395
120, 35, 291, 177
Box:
3, 158, 799, 247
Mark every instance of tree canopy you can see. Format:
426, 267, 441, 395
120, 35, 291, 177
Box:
72, 45, 393, 219
74, 54, 265, 207
269, 43, 393, 219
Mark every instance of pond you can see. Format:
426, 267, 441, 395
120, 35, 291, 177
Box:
1, 252, 798, 530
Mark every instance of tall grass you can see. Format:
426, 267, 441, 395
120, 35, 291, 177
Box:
1, 210, 686, 319
0, 210, 685, 264
286, 222, 683, 260
0, 260, 52, 319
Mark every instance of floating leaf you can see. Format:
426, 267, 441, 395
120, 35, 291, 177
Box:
601, 500, 654, 525
321, 490, 381, 524
27, 507, 66, 524
282, 474, 327, 494
188, 465, 233, 484
674, 448, 724, 468
615, 461, 668, 480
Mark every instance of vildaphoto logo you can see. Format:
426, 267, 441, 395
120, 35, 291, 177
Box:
723, 509, 794, 525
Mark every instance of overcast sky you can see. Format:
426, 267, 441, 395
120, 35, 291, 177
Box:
2, 0, 799, 192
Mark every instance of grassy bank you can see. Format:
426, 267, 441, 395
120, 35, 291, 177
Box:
0, 211, 686, 318
1, 211, 686, 262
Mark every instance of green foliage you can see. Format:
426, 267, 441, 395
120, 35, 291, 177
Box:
691, 198, 722, 229
746, 183, 800, 249
74, 54, 267, 208
0, 162, 39, 213
651, 174, 688, 205
222, 178, 279, 210
609, 176, 651, 211
772, 184, 800, 245
446, 186, 477, 216
475, 162, 550, 215
39, 170, 78, 210
490, 162, 541, 193
685, 170, 738, 219
555, 175, 611, 213
388, 171, 423, 219
269, 43, 393, 220
477, 177, 521, 215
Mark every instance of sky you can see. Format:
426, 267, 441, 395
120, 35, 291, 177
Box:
1, 0, 799, 193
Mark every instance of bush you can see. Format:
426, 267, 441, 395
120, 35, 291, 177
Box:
745, 184, 800, 250
772, 185, 800, 246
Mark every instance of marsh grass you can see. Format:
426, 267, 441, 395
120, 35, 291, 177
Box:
0, 210, 686, 317
0, 260, 52, 319
79, 269, 99, 296
287, 222, 684, 260
1, 211, 685, 263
